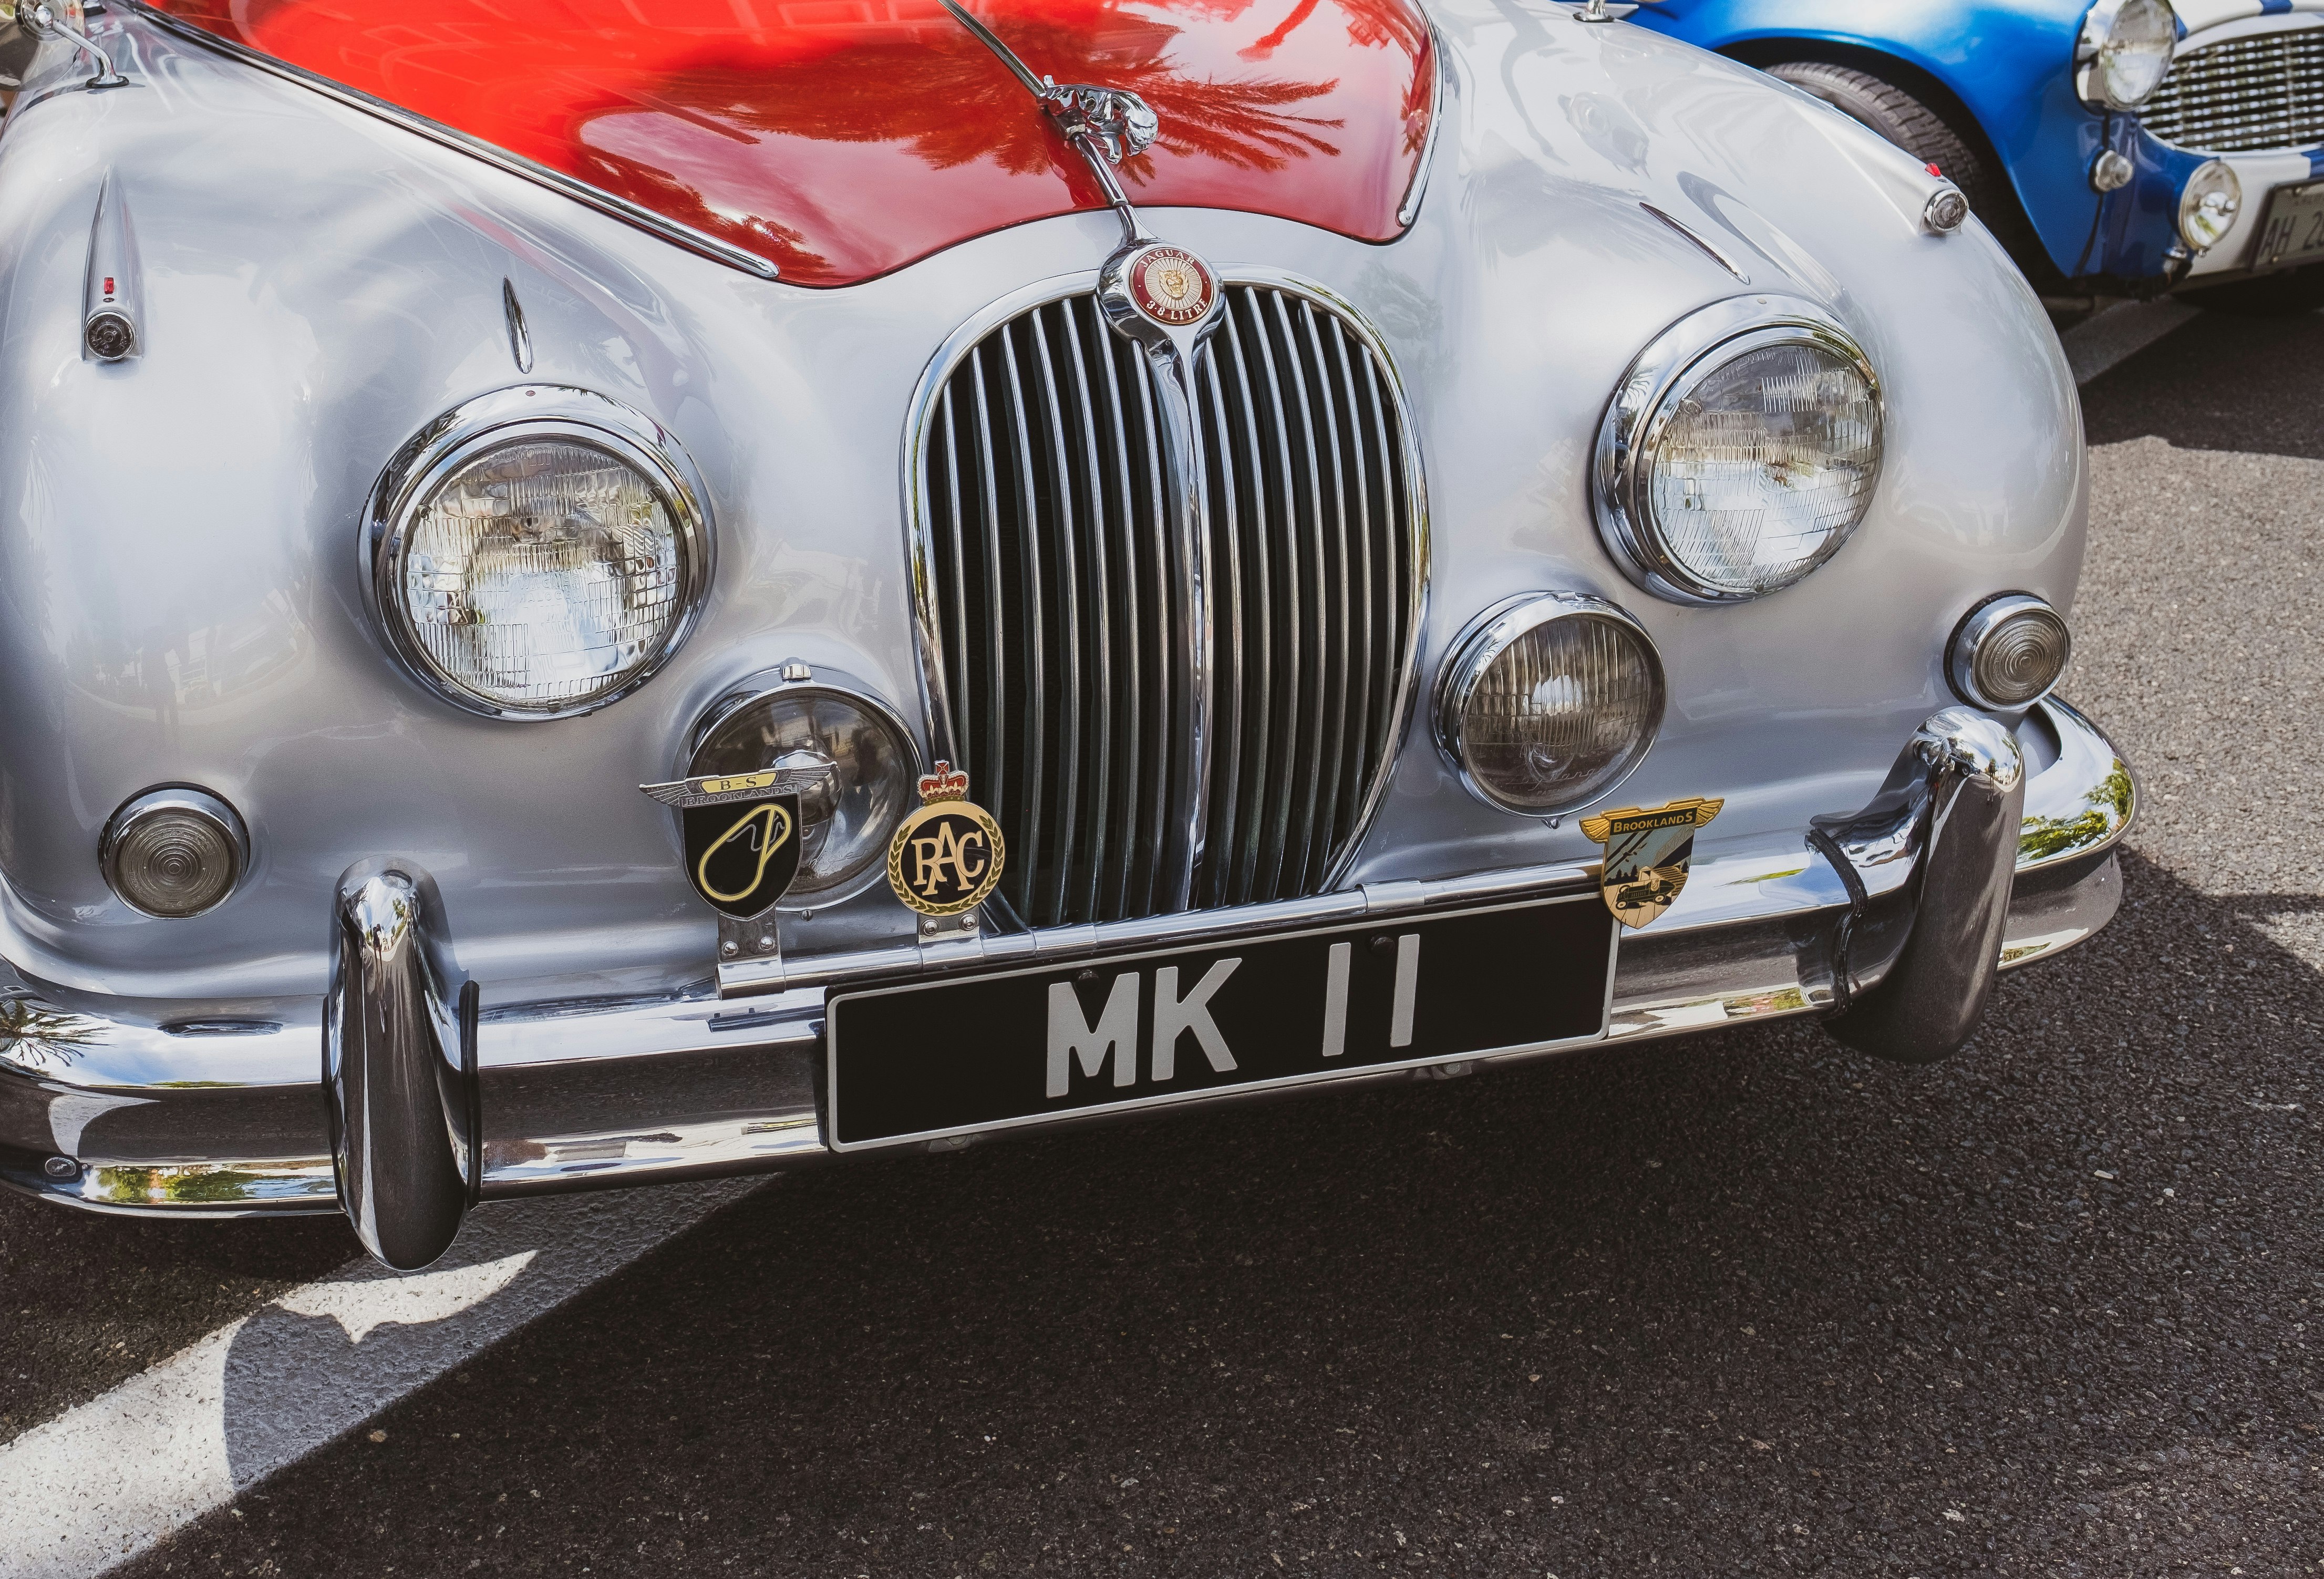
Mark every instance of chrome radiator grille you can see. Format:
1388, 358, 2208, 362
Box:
913, 282, 1424, 928
2142, 29, 2324, 151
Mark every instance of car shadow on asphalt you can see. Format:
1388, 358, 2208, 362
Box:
2083, 309, 2324, 460
120, 847, 2322, 1577
0, 1176, 356, 1449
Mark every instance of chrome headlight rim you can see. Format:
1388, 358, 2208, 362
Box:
1948, 593, 2073, 711
1433, 591, 1668, 818
100, 786, 251, 920
363, 385, 716, 722
2075, 0, 2178, 112
687, 666, 924, 906
1594, 294, 1884, 608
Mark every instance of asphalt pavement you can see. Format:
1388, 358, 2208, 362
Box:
6, 307, 2321, 1577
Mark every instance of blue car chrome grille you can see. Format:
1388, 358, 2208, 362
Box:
914, 284, 1424, 928
2141, 29, 2324, 153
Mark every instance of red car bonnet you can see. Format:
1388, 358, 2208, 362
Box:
147, 0, 1435, 287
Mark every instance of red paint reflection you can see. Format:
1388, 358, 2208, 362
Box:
153, 0, 1431, 287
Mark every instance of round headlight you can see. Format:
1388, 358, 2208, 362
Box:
1435, 594, 1666, 816
367, 388, 712, 719
1950, 594, 2071, 710
101, 788, 249, 918
2078, 0, 2177, 111
1596, 298, 1883, 605
2178, 159, 2242, 252
689, 680, 917, 900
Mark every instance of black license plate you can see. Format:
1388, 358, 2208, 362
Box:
2251, 178, 2324, 271
825, 895, 1616, 1151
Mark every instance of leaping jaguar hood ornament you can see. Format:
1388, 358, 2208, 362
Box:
134, 0, 1437, 286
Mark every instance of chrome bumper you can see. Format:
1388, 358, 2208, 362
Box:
0, 699, 2131, 1249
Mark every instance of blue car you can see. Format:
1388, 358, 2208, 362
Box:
1626, 0, 2324, 314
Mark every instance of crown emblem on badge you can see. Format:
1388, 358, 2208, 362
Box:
917, 760, 972, 804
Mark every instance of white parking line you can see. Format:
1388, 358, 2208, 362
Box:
0, 1179, 761, 1579
2060, 298, 2201, 386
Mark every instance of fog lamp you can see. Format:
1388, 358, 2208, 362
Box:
101, 788, 249, 918
689, 679, 917, 899
1436, 594, 1666, 816
1949, 595, 2071, 710
2178, 161, 2242, 253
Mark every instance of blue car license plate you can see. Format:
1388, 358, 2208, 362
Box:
2251, 178, 2324, 271
825, 895, 1616, 1151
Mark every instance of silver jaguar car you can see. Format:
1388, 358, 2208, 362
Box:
0, 0, 2132, 1269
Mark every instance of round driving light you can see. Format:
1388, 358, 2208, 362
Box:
2178, 160, 2242, 253
1436, 594, 1667, 816
368, 388, 712, 720
689, 680, 918, 899
101, 788, 249, 918
1597, 298, 1883, 605
2078, 0, 2177, 110
1949, 594, 2071, 710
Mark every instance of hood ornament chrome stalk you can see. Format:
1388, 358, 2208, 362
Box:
937, 0, 1160, 247
936, 0, 1222, 910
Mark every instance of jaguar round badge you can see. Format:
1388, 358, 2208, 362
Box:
1579, 796, 1724, 930
886, 760, 1006, 918
1124, 244, 1217, 328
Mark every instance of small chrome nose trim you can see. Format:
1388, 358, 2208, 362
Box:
325, 863, 478, 1270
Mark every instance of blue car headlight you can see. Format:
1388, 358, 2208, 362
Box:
2077, 0, 2178, 111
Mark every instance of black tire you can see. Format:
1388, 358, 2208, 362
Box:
2175, 262, 2324, 317
1765, 60, 2057, 290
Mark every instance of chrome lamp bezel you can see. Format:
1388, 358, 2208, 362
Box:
1592, 294, 1883, 607
2075, 0, 2178, 112
99, 786, 251, 919
1433, 592, 1668, 817
686, 665, 924, 905
1947, 593, 2072, 712
362, 385, 715, 722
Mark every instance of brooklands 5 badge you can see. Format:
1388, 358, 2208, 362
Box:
639, 768, 821, 920
1580, 797, 1724, 929
887, 760, 1006, 917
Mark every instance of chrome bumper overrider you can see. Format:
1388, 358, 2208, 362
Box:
0, 699, 2133, 1256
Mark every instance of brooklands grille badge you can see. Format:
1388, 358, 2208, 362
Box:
1581, 797, 1724, 929
887, 760, 1007, 918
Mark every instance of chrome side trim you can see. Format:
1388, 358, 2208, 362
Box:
1396, 17, 1451, 229
360, 384, 716, 721
1638, 202, 1750, 284
325, 864, 476, 1270
119, 1, 783, 280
